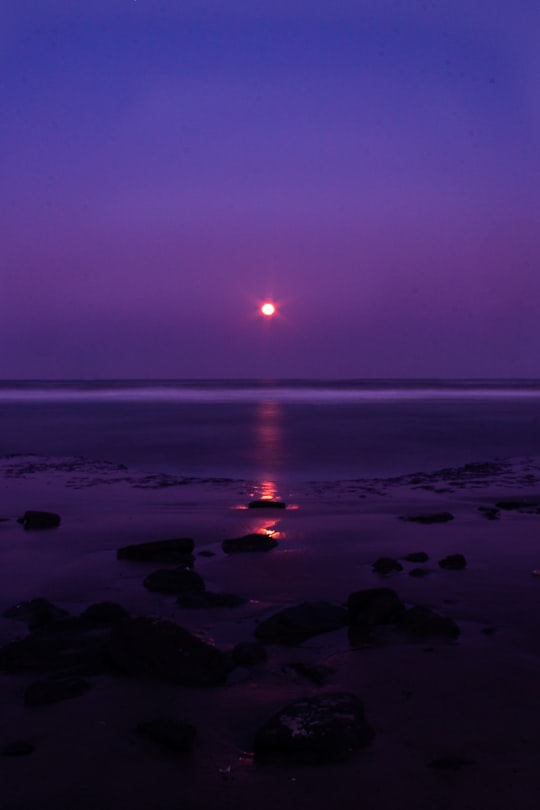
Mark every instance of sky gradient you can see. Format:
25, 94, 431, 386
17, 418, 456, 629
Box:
2, 0, 539, 378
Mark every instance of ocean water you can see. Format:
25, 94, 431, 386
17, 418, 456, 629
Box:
1, 379, 540, 484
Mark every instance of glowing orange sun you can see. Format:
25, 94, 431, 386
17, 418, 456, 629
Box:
261, 302, 276, 317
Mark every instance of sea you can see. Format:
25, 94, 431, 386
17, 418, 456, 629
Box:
1, 379, 540, 485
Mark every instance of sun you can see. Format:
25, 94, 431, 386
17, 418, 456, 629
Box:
261, 302, 276, 317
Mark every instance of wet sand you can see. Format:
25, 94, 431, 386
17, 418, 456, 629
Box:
2, 455, 540, 809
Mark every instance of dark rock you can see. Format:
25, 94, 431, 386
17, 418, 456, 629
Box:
136, 717, 196, 752
401, 512, 454, 524
253, 692, 375, 763
222, 533, 278, 553
176, 591, 246, 608
403, 551, 429, 563
285, 662, 334, 686
409, 568, 431, 578
2, 740, 35, 756
17, 511, 61, 530
197, 550, 215, 557
117, 538, 195, 565
397, 606, 460, 639
3, 598, 69, 629
24, 677, 90, 707
107, 617, 230, 685
79, 602, 129, 626
254, 602, 348, 645
143, 568, 204, 594
372, 557, 403, 575
427, 756, 475, 771
478, 507, 500, 520
347, 588, 406, 626
248, 500, 286, 510
0, 631, 108, 675
495, 499, 540, 511
232, 641, 267, 667
438, 554, 467, 570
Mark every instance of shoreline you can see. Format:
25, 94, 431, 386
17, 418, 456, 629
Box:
2, 454, 540, 808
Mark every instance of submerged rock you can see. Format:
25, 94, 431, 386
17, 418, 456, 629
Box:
438, 554, 467, 570
136, 717, 196, 752
401, 512, 454, 524
107, 617, 230, 685
117, 538, 195, 564
17, 511, 61, 530
347, 588, 405, 626
397, 606, 460, 639
79, 602, 129, 626
254, 692, 375, 763
143, 568, 205, 594
254, 602, 348, 645
222, 533, 278, 553
403, 551, 429, 563
372, 557, 403, 575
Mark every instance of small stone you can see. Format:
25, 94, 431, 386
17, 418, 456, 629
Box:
438, 554, 467, 570
254, 692, 375, 763
222, 534, 278, 553
372, 557, 403, 575
117, 538, 195, 563
401, 512, 454, 524
17, 511, 61, 530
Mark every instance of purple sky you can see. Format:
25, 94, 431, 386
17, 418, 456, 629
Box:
2, 0, 539, 378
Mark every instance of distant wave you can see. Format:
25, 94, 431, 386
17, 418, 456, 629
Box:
1, 379, 540, 403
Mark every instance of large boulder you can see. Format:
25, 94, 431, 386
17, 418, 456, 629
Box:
117, 538, 194, 564
254, 602, 348, 645
143, 568, 204, 594
222, 534, 278, 553
347, 588, 405, 626
17, 511, 61, 530
254, 692, 375, 763
107, 617, 230, 686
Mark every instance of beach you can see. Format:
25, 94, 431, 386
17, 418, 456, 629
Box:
2, 382, 540, 809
